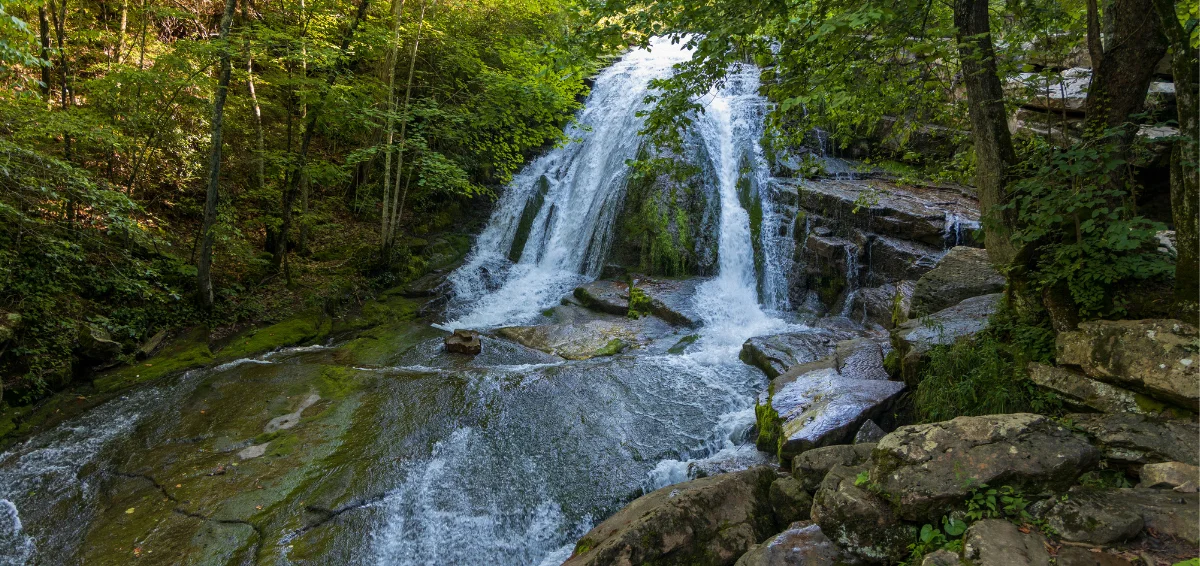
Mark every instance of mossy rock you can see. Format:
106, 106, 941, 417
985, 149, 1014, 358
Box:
331, 322, 445, 366
93, 327, 213, 394
214, 311, 331, 363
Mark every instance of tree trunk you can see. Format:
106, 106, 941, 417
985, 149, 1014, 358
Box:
1083, 0, 1167, 137
196, 0, 239, 310
1152, 0, 1199, 316
38, 5, 51, 98
241, 0, 265, 195
384, 0, 435, 252
116, 0, 128, 65
271, 0, 371, 268
1085, 0, 1103, 69
953, 0, 1019, 268
380, 0, 406, 250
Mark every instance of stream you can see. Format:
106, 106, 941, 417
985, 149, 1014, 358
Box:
1, 39, 821, 565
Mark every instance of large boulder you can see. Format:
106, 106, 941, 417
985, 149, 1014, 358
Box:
850, 281, 915, 329
810, 464, 915, 563
792, 443, 876, 492
910, 247, 1005, 317
1056, 319, 1199, 410
741, 330, 849, 378
574, 280, 630, 316
1038, 487, 1199, 546
768, 476, 812, 525
890, 294, 1002, 382
760, 366, 903, 462
76, 323, 123, 364
1139, 462, 1199, 490
870, 413, 1099, 522
494, 316, 669, 360
961, 519, 1050, 566
733, 522, 840, 566
1026, 363, 1186, 417
565, 467, 777, 566
1065, 412, 1199, 466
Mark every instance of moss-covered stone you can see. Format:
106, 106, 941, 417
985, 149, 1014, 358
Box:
754, 400, 783, 457
627, 287, 653, 319
93, 327, 213, 393
214, 311, 331, 363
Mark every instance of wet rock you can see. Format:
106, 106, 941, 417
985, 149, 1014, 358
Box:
1039, 487, 1199, 545
1008, 67, 1090, 112
865, 236, 943, 288
792, 443, 875, 492
850, 281, 915, 329
733, 521, 840, 566
871, 413, 1099, 523
962, 519, 1050, 566
741, 330, 848, 378
565, 467, 777, 566
785, 179, 971, 247
495, 316, 669, 360
799, 234, 859, 313
634, 277, 706, 327
444, 329, 482, 355
1026, 363, 1184, 417
891, 293, 1002, 382
910, 247, 1005, 317
835, 338, 890, 381
573, 280, 630, 316
854, 420, 886, 444
1056, 319, 1199, 410
94, 326, 213, 393
810, 463, 915, 563
765, 367, 904, 462
264, 393, 320, 433
77, 323, 122, 364
1066, 412, 1199, 466
769, 476, 812, 525
1139, 462, 1199, 490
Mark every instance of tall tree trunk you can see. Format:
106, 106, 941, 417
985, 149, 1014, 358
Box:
38, 5, 51, 98
1152, 0, 1199, 316
241, 0, 265, 195
1085, 0, 1103, 69
953, 0, 1019, 268
1083, 0, 1167, 137
196, 0, 239, 310
380, 0, 406, 250
49, 0, 73, 161
272, 0, 371, 268
116, 0, 128, 65
383, 0, 435, 252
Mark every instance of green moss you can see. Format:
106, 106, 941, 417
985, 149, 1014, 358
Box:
627, 287, 653, 319
754, 400, 784, 461
668, 334, 699, 354
883, 349, 901, 377
594, 339, 627, 357
573, 538, 595, 555
214, 311, 330, 363
332, 322, 443, 366
94, 327, 213, 393
316, 366, 366, 399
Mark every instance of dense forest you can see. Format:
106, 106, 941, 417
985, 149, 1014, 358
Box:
0, 0, 1196, 409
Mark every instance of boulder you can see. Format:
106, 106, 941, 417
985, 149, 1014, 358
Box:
792, 443, 875, 492
1039, 487, 1199, 546
1066, 412, 1199, 466
1053, 547, 1137, 566
733, 522, 840, 566
634, 277, 706, 327
864, 237, 943, 288
741, 330, 849, 378
1139, 462, 1199, 490
573, 280, 630, 316
835, 338, 890, 381
871, 413, 1099, 522
763, 367, 904, 462
854, 420, 886, 444
1056, 319, 1199, 410
444, 329, 482, 355
786, 179, 968, 247
891, 294, 1002, 382
565, 467, 777, 566
768, 476, 813, 526
921, 549, 962, 566
910, 247, 1005, 317
961, 519, 1050, 566
1026, 363, 1185, 417
494, 318, 661, 360
76, 323, 123, 364
810, 464, 915, 563
850, 281, 915, 329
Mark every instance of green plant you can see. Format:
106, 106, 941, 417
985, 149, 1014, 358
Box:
965, 484, 1031, 522
627, 287, 653, 319
900, 517, 967, 566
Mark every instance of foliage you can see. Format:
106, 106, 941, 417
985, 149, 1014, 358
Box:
899, 518, 966, 566
913, 302, 1061, 423
627, 286, 652, 318
965, 484, 1031, 522
1007, 133, 1175, 319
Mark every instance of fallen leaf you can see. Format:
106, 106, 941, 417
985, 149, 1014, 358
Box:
125, 508, 135, 514
175, 484, 181, 488
255, 505, 263, 510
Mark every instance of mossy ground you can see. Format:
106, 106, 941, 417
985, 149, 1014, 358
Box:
213, 311, 332, 363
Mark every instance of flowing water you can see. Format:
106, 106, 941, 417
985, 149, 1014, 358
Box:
0, 39, 799, 566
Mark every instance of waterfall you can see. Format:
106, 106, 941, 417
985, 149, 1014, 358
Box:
441, 39, 694, 330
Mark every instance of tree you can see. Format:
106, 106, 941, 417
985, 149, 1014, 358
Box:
196, 0, 239, 309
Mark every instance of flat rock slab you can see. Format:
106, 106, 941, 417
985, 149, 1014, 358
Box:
1039, 487, 1200, 546
1066, 412, 1199, 466
770, 367, 904, 461
962, 519, 1050, 566
564, 467, 777, 566
871, 413, 1099, 522
734, 521, 840, 566
634, 276, 708, 327
1057, 319, 1199, 410
910, 246, 1005, 317
892, 293, 1001, 380
1027, 363, 1185, 417
495, 316, 672, 360
1140, 461, 1199, 490
573, 280, 630, 316
741, 330, 853, 378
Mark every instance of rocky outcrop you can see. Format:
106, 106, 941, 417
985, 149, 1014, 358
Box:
1139, 462, 1199, 490
849, 281, 914, 329
962, 520, 1050, 566
733, 522, 840, 566
574, 280, 630, 316
910, 246, 1005, 317
444, 329, 482, 355
564, 467, 777, 566
495, 314, 672, 360
740, 330, 849, 378
76, 323, 122, 365
757, 340, 903, 462
1026, 363, 1185, 417
890, 293, 1002, 382
792, 443, 875, 492
869, 413, 1099, 523
1038, 487, 1199, 546
810, 463, 916, 563
1056, 319, 1199, 410
1065, 412, 1199, 466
